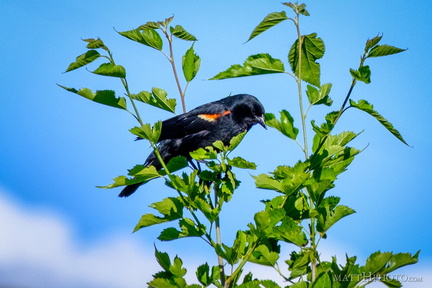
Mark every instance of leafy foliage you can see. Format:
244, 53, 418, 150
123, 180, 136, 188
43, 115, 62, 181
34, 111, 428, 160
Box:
60, 3, 417, 288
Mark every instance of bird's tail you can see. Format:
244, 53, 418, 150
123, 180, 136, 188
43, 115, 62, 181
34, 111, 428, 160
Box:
118, 182, 142, 197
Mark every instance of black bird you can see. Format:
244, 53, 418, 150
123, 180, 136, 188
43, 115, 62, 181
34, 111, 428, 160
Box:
119, 94, 266, 197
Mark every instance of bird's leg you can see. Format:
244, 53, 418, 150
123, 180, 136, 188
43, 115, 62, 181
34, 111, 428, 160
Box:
188, 159, 201, 172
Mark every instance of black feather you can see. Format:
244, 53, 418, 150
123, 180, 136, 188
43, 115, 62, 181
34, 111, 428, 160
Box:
119, 94, 265, 197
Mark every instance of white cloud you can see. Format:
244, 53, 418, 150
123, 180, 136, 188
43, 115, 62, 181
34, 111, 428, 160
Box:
0, 190, 157, 288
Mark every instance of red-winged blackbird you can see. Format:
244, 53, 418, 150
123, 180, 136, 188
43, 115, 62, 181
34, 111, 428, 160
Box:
119, 94, 266, 197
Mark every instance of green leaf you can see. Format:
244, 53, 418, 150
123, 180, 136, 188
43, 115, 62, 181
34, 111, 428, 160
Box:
247, 11, 288, 42
228, 131, 247, 151
289, 33, 325, 86
250, 244, 280, 266
286, 250, 310, 280
150, 197, 184, 220
165, 156, 188, 173
91, 63, 126, 78
350, 65, 371, 84
190, 146, 218, 160
148, 278, 174, 288
211, 53, 285, 80
265, 110, 299, 140
155, 247, 171, 271
253, 174, 283, 192
182, 44, 201, 82
64, 50, 101, 72
170, 256, 187, 277
137, 21, 160, 30
132, 87, 176, 113
365, 34, 383, 52
361, 251, 393, 274
129, 122, 162, 143
228, 157, 257, 169
306, 83, 333, 106
380, 277, 402, 288
134, 213, 169, 231
196, 263, 211, 286
274, 216, 308, 246
312, 272, 332, 288
317, 197, 356, 234
117, 28, 163, 50
82, 38, 107, 50
283, 2, 310, 16
368, 44, 406, 58
384, 251, 420, 273
350, 99, 409, 145
58, 85, 127, 110
128, 164, 161, 178
159, 218, 205, 241
170, 25, 197, 41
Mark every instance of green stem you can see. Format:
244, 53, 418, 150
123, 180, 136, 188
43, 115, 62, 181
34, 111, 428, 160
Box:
214, 181, 226, 287
163, 29, 187, 113
294, 11, 317, 281
295, 15, 309, 160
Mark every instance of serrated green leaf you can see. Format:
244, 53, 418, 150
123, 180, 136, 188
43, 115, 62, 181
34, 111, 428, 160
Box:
91, 62, 126, 78
138, 21, 160, 29
195, 198, 219, 222
134, 213, 169, 231
361, 251, 393, 274
283, 2, 310, 16
210, 53, 285, 80
150, 197, 183, 219
132, 88, 176, 113
58, 85, 127, 110
250, 244, 280, 266
384, 251, 420, 273
228, 157, 257, 169
306, 83, 333, 106
170, 256, 187, 277
289, 33, 325, 86
312, 272, 331, 288
148, 278, 174, 288
368, 44, 406, 58
170, 25, 197, 41
380, 277, 402, 288
190, 146, 218, 160
265, 110, 299, 140
128, 164, 161, 177
155, 247, 171, 271
317, 201, 355, 234
365, 34, 383, 52
165, 156, 188, 173
350, 65, 371, 84
254, 209, 285, 232
129, 122, 162, 143
275, 217, 308, 246
350, 99, 409, 145
247, 11, 288, 42
117, 28, 163, 50
64, 50, 101, 72
82, 38, 107, 50
159, 218, 205, 241
253, 174, 283, 192
196, 263, 211, 286
182, 44, 201, 82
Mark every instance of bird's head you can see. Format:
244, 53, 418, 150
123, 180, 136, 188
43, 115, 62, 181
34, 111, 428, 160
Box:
231, 94, 266, 130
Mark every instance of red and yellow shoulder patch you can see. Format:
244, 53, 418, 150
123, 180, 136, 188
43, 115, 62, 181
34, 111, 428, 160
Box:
198, 110, 231, 122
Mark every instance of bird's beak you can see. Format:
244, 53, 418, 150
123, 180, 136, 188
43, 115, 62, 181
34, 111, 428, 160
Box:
257, 115, 267, 129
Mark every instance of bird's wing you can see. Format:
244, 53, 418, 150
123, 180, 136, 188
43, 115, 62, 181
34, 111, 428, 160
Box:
159, 101, 230, 141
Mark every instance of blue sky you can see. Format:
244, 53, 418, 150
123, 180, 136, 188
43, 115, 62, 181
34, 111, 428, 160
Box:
1, 0, 431, 287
